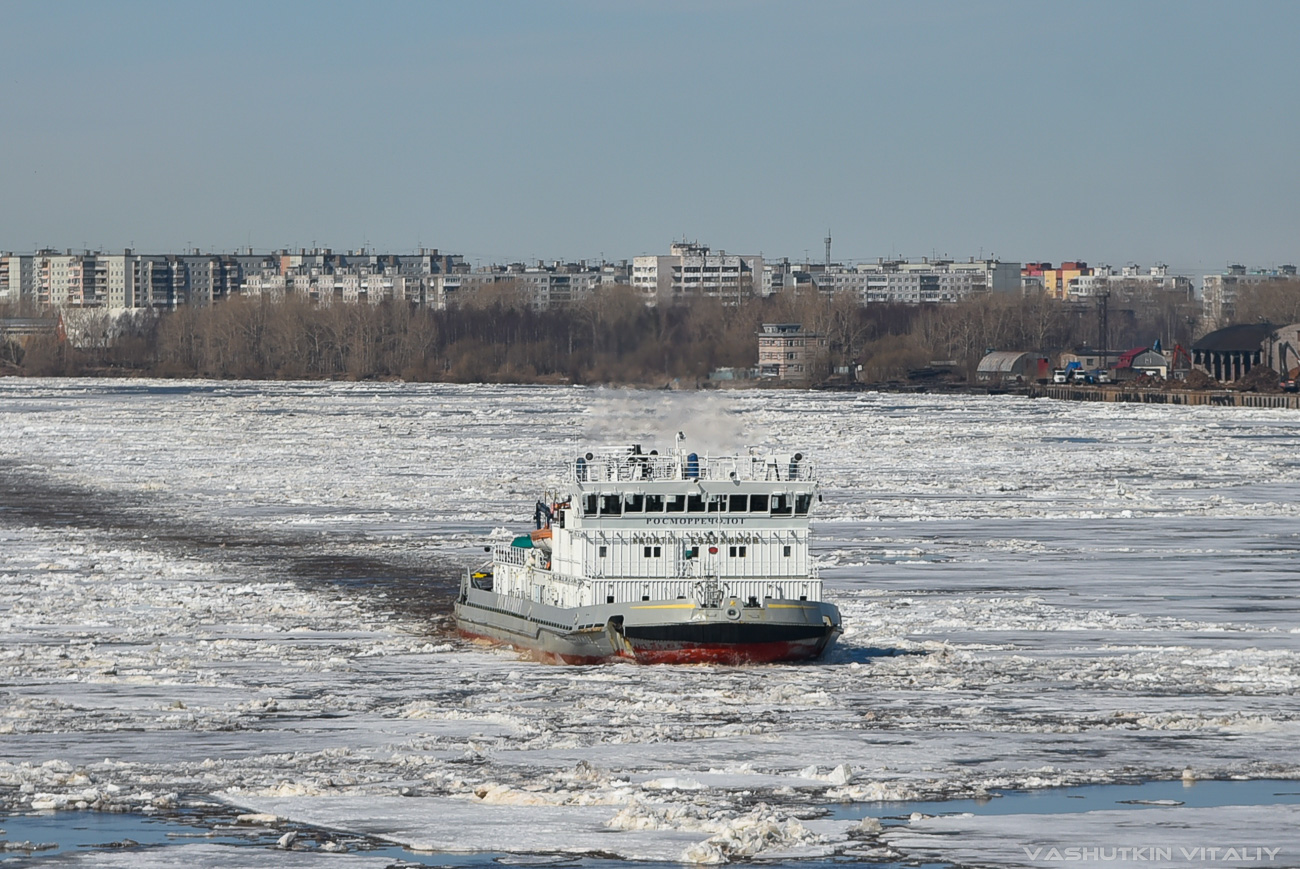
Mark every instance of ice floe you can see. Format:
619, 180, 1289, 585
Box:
1, 380, 1298, 862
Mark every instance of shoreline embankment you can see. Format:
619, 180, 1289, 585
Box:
1029, 384, 1300, 409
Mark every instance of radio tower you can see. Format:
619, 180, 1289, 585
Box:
824, 231, 832, 268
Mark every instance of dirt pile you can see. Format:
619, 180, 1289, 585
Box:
1180, 369, 1219, 390
1233, 366, 1282, 393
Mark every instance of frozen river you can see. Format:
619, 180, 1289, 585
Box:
1, 380, 1298, 867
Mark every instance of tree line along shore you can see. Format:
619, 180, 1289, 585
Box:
3, 280, 1298, 387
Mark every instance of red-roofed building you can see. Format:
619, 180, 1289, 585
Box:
1113, 346, 1169, 380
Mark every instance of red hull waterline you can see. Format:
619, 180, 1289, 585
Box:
458, 628, 833, 666
628, 639, 828, 665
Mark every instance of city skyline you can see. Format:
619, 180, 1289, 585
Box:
1, 241, 1285, 286
2, 1, 1297, 274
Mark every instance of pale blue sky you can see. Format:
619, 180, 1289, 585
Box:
2, 1, 1296, 274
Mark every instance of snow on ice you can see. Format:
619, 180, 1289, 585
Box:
1, 380, 1299, 864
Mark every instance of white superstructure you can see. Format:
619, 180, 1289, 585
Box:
457, 439, 839, 665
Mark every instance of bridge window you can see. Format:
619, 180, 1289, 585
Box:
624, 493, 645, 513
666, 494, 686, 513
599, 494, 622, 516
729, 494, 748, 512
750, 494, 769, 512
583, 494, 598, 516
645, 494, 664, 512
687, 494, 705, 513
771, 494, 792, 516
707, 495, 726, 513
794, 494, 812, 515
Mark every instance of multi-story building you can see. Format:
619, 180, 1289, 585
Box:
98, 253, 136, 308
429, 271, 496, 309
7, 250, 130, 308
1067, 264, 1193, 299
0, 253, 37, 305
757, 323, 825, 381
234, 248, 469, 308
3, 248, 463, 311
37, 248, 455, 310
240, 271, 288, 301
1202, 264, 1298, 330
517, 261, 626, 308
39, 252, 103, 307
1022, 261, 1093, 299
633, 242, 762, 305
761, 261, 799, 296
762, 258, 1020, 304
1021, 262, 1049, 293
177, 252, 242, 306
430, 260, 628, 310
856, 258, 1018, 303
134, 255, 190, 310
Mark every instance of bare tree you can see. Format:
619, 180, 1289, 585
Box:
1233, 280, 1300, 327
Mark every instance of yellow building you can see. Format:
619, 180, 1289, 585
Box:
1041, 262, 1092, 299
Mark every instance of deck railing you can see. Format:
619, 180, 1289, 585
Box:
577, 575, 822, 606
494, 543, 541, 567
568, 452, 814, 484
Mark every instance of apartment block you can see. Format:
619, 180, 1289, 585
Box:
97, 254, 136, 308
764, 257, 1019, 304
1026, 262, 1194, 300
1202, 264, 1298, 330
1022, 261, 1092, 299
431, 260, 628, 310
633, 242, 761, 305
40, 252, 105, 307
0, 254, 37, 305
